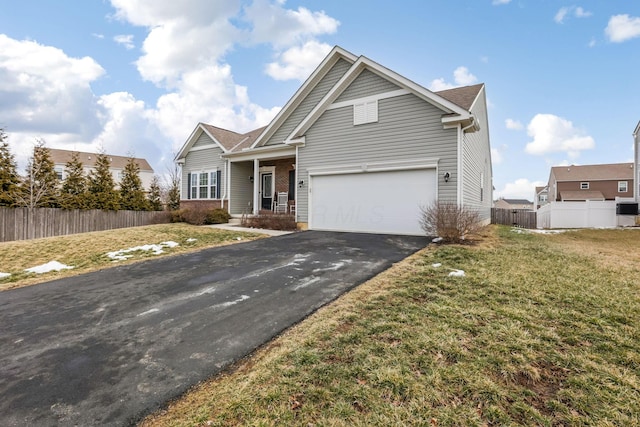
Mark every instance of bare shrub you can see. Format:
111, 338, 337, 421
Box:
420, 201, 483, 243
241, 211, 297, 231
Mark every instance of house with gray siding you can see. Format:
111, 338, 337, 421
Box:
175, 46, 493, 235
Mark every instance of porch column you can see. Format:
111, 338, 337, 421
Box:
253, 159, 260, 215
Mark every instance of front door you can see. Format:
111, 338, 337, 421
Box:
260, 172, 273, 210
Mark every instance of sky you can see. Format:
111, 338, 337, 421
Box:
0, 0, 638, 200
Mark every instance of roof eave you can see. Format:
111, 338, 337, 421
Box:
250, 46, 358, 149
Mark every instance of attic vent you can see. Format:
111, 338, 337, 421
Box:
354, 100, 378, 125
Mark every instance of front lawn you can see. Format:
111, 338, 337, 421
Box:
0, 223, 264, 291
141, 226, 640, 426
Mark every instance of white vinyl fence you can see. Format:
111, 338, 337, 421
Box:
537, 201, 636, 229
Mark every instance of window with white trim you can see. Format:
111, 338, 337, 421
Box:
354, 100, 378, 125
189, 171, 219, 199
580, 182, 589, 189
54, 166, 64, 180
618, 181, 628, 192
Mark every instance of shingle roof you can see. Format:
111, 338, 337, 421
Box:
551, 163, 634, 181
535, 186, 547, 194
434, 84, 484, 110
503, 199, 533, 205
200, 123, 267, 152
48, 148, 153, 171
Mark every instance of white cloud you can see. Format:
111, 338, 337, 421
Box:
554, 7, 570, 24
495, 178, 545, 200
575, 7, 592, 18
265, 40, 332, 81
505, 118, 523, 130
114, 34, 135, 50
555, 6, 592, 24
525, 114, 595, 158
492, 0, 511, 5
588, 37, 596, 48
429, 66, 478, 91
0, 34, 106, 168
243, 0, 339, 47
491, 144, 508, 165
605, 14, 640, 43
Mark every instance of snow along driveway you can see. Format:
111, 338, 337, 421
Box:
0, 231, 428, 426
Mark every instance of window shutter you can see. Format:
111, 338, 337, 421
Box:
354, 103, 366, 125
366, 100, 378, 123
187, 173, 191, 199
216, 170, 222, 199
288, 170, 295, 200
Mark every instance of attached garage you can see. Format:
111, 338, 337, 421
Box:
309, 167, 437, 235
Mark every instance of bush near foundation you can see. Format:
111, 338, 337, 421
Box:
420, 201, 483, 243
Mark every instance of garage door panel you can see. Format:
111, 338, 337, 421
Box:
310, 169, 436, 235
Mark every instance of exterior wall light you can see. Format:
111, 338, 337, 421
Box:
443, 172, 450, 182
298, 180, 304, 188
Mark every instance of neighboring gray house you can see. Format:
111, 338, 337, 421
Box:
175, 46, 493, 236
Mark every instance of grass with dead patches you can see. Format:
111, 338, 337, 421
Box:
141, 225, 640, 426
0, 223, 264, 291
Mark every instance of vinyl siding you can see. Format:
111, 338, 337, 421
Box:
181, 132, 226, 199
461, 88, 492, 221
335, 69, 400, 102
297, 93, 458, 222
263, 58, 352, 146
229, 161, 254, 215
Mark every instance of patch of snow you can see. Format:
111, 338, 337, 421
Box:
432, 263, 442, 268
219, 295, 250, 308
0, 272, 11, 279
448, 269, 465, 277
186, 238, 197, 242
293, 276, 322, 291
106, 241, 180, 261
528, 229, 569, 234
236, 237, 242, 240
25, 261, 74, 274
137, 308, 160, 317
312, 259, 352, 273
432, 237, 443, 243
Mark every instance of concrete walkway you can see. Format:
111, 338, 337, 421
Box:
207, 223, 294, 236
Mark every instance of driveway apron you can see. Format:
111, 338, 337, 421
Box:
0, 231, 428, 426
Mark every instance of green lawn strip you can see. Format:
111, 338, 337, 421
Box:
0, 223, 264, 290
142, 227, 640, 426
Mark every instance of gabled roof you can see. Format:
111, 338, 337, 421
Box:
250, 46, 358, 149
286, 54, 478, 142
551, 163, 634, 181
49, 148, 153, 171
175, 122, 266, 161
534, 186, 548, 194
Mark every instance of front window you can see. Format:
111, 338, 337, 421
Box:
189, 171, 218, 199
54, 167, 63, 180
539, 194, 548, 202
618, 181, 628, 192
580, 182, 589, 190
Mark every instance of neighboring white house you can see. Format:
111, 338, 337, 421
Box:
49, 149, 155, 190
175, 46, 493, 236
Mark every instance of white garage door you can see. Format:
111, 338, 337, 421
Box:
310, 168, 436, 235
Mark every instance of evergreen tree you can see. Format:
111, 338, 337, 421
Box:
15, 139, 59, 208
59, 151, 88, 209
147, 175, 163, 211
0, 129, 20, 206
119, 156, 149, 211
87, 152, 120, 210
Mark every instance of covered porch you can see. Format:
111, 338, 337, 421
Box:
225, 146, 297, 217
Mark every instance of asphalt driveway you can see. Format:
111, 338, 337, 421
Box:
0, 231, 428, 426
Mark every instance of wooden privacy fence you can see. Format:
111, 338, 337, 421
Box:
0, 207, 169, 242
491, 208, 537, 229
